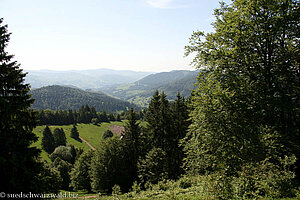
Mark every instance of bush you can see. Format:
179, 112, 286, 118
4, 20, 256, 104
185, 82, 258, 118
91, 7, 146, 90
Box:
232, 156, 296, 199
112, 184, 121, 195
50, 146, 73, 163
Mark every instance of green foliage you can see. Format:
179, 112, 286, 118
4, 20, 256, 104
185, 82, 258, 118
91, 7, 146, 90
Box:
138, 147, 168, 185
112, 184, 122, 195
91, 117, 99, 125
41, 126, 55, 154
50, 146, 73, 163
122, 108, 143, 188
53, 128, 66, 147
70, 151, 93, 192
38, 160, 62, 193
52, 157, 73, 190
31, 85, 139, 112
231, 156, 296, 199
182, 0, 300, 198
90, 137, 131, 193
143, 91, 189, 181
102, 129, 113, 139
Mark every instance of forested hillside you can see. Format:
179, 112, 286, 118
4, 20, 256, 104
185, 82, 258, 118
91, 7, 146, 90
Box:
102, 70, 198, 107
30, 85, 139, 112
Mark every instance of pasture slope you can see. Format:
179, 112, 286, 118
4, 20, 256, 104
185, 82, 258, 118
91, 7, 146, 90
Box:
32, 121, 124, 161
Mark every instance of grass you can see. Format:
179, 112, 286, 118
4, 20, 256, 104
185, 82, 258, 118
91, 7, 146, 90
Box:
32, 121, 125, 161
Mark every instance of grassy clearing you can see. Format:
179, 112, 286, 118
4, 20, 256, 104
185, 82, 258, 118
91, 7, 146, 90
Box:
32, 122, 125, 161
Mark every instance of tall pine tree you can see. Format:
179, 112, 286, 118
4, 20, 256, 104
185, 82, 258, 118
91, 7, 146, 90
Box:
0, 18, 42, 192
70, 125, 80, 140
53, 128, 66, 147
42, 126, 55, 154
122, 108, 142, 185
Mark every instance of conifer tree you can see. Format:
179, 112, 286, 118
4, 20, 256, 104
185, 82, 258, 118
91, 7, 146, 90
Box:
122, 108, 141, 184
53, 128, 66, 147
42, 126, 55, 154
168, 92, 189, 179
144, 91, 186, 180
0, 18, 42, 192
70, 125, 80, 140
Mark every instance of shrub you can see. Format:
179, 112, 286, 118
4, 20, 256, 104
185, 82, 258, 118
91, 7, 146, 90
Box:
112, 184, 121, 195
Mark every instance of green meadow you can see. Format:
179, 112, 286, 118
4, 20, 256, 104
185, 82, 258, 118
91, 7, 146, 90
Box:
32, 121, 125, 161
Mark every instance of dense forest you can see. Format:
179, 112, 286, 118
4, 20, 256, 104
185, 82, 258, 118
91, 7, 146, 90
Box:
1, 0, 299, 199
30, 85, 139, 112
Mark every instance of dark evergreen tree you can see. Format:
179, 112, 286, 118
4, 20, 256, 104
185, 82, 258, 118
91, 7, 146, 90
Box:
169, 92, 190, 178
41, 126, 55, 154
70, 125, 80, 140
0, 18, 42, 193
99, 111, 109, 122
68, 109, 74, 124
122, 108, 142, 186
53, 128, 67, 147
68, 144, 81, 164
143, 91, 190, 181
145, 90, 161, 148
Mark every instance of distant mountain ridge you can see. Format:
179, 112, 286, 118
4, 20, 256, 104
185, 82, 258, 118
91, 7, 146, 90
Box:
101, 70, 199, 107
25, 68, 152, 89
30, 85, 139, 112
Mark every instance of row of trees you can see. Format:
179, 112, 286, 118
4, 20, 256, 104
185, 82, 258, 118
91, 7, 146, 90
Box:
37, 105, 122, 125
37, 104, 146, 125
41, 125, 80, 154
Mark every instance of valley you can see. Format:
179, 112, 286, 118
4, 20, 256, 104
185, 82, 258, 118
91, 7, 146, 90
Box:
29, 69, 198, 109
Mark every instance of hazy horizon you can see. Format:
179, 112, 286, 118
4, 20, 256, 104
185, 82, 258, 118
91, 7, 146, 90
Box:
1, 0, 231, 72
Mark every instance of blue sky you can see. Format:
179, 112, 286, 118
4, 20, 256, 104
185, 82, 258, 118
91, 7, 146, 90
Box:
1, 0, 230, 72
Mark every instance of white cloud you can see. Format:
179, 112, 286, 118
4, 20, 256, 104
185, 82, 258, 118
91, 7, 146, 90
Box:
146, 0, 175, 8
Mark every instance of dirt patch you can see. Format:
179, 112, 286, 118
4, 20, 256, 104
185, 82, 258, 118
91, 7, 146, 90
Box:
108, 125, 125, 136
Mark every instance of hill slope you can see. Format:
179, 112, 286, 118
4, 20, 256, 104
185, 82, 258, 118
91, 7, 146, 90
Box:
101, 70, 199, 107
30, 85, 138, 112
25, 68, 152, 89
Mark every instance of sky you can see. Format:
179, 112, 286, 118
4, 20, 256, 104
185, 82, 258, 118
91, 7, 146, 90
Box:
1, 0, 231, 72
